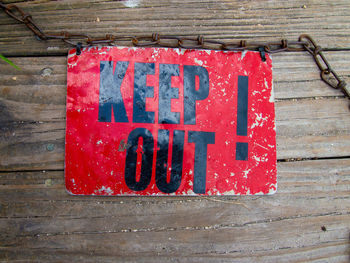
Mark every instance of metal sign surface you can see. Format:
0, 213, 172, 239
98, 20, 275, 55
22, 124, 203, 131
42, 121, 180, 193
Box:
65, 46, 276, 196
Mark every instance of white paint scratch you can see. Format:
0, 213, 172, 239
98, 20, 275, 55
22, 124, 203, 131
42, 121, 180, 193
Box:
251, 113, 268, 129
97, 186, 114, 195
241, 50, 247, 60
255, 143, 269, 151
243, 169, 250, 178
175, 49, 186, 55
194, 58, 203, 66
269, 81, 275, 103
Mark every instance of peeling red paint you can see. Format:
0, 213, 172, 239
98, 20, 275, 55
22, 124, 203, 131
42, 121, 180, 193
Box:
65, 46, 276, 195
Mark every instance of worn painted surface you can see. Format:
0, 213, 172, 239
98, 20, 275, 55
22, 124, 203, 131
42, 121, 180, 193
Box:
65, 46, 276, 195
1, 0, 350, 261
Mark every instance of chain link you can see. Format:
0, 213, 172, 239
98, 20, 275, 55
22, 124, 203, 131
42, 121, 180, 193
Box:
298, 34, 348, 96
0, 1, 348, 99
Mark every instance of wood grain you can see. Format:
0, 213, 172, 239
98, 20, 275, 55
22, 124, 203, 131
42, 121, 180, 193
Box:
0, 55, 349, 170
0, 159, 349, 262
0, 0, 350, 56
0, 0, 349, 262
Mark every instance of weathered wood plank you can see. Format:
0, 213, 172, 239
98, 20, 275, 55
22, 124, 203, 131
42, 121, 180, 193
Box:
0, 158, 349, 262
0, 54, 349, 171
0, 52, 349, 101
1, 96, 350, 170
0, 1, 350, 262
1, 215, 349, 259
1, 242, 349, 263
0, 0, 350, 56
0, 158, 349, 198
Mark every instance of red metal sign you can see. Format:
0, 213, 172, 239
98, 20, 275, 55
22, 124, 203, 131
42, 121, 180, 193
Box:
65, 46, 276, 195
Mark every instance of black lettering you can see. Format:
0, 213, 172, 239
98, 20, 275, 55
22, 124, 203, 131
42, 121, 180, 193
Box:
184, 65, 209, 124
236, 142, 248, 161
158, 64, 180, 124
133, 63, 155, 123
188, 131, 215, 194
236, 75, 248, 136
125, 128, 154, 191
156, 129, 185, 193
98, 61, 129, 122
236, 76, 249, 161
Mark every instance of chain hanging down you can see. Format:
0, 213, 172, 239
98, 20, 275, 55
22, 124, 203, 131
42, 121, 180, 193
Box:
0, 1, 348, 99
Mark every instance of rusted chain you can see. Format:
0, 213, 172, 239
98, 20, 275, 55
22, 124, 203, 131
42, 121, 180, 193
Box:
298, 34, 349, 97
0, 1, 348, 99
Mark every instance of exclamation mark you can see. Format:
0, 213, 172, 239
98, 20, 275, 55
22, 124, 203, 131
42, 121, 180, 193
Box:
236, 76, 248, 161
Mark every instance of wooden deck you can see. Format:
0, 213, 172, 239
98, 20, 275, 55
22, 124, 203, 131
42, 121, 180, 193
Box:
0, 0, 350, 262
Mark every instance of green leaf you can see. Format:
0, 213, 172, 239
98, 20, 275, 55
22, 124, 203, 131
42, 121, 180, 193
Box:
0, 53, 21, 70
